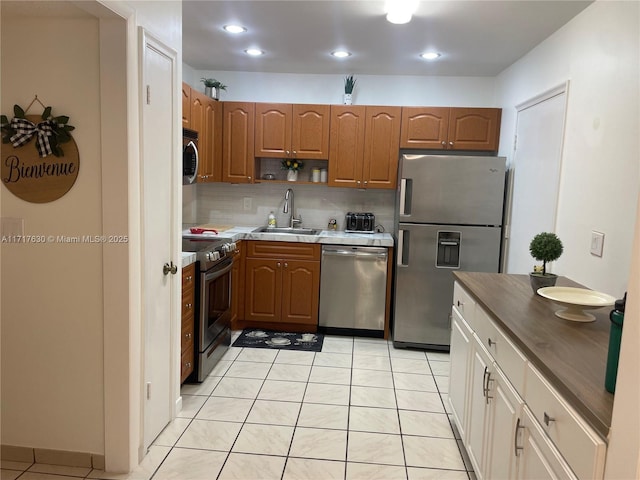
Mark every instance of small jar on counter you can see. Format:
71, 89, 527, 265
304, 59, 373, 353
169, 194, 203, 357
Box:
311, 168, 321, 183
320, 168, 328, 183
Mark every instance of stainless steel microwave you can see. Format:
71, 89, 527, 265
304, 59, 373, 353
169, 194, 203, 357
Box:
183, 128, 199, 185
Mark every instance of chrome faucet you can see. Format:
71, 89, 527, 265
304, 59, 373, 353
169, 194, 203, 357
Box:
283, 188, 302, 228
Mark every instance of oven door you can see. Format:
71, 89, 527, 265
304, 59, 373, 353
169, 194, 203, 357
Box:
199, 255, 232, 350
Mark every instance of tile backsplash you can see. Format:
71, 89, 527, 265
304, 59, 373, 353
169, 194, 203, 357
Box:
183, 182, 396, 233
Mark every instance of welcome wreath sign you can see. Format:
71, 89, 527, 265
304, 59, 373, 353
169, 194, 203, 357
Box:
1, 98, 79, 203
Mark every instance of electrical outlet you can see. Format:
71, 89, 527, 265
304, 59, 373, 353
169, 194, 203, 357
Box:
590, 231, 604, 257
243, 197, 252, 211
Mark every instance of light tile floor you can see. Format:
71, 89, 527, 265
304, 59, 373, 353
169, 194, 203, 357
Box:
0, 333, 476, 480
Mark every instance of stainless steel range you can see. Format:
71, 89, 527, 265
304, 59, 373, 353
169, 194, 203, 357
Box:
182, 237, 236, 382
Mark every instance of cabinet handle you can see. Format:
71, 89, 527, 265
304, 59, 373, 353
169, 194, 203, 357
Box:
449, 141, 454, 146
483, 367, 493, 404
277, 262, 281, 268
364, 181, 368, 185
514, 417, 524, 457
284, 262, 288, 268
185, 333, 192, 339
186, 362, 191, 368
186, 275, 192, 282
247, 176, 252, 181
457, 300, 463, 308
441, 141, 447, 146
186, 303, 192, 309
356, 180, 361, 185
286, 150, 290, 156
293, 150, 297, 157
488, 337, 496, 348
543, 412, 555, 426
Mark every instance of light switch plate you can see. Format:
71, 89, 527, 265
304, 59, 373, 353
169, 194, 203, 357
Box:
243, 197, 252, 211
590, 231, 605, 257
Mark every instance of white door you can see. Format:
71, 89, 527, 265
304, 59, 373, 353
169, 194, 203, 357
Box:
142, 32, 177, 449
505, 84, 568, 273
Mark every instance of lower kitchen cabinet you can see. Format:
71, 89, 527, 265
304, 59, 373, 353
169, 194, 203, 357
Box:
230, 240, 244, 326
243, 241, 320, 329
449, 280, 606, 480
181, 263, 195, 383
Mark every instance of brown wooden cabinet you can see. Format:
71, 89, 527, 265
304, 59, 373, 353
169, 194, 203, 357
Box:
401, 107, 501, 151
182, 82, 191, 127
222, 102, 255, 183
181, 263, 196, 383
329, 105, 401, 189
198, 93, 222, 182
255, 103, 330, 160
243, 241, 320, 328
230, 240, 244, 328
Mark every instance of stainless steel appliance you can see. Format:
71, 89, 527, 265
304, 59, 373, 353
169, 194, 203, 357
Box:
319, 246, 388, 336
181, 237, 236, 381
345, 212, 376, 233
393, 154, 506, 350
183, 128, 199, 185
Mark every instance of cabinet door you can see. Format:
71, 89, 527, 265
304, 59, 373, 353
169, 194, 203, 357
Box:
230, 241, 244, 325
182, 83, 191, 127
190, 90, 205, 137
200, 98, 222, 182
466, 337, 493, 479
255, 103, 292, 158
518, 407, 577, 480
449, 307, 473, 442
485, 367, 523, 480
244, 257, 281, 322
292, 104, 330, 160
222, 102, 255, 183
281, 259, 319, 325
400, 107, 449, 149
448, 108, 501, 151
363, 106, 401, 189
328, 105, 366, 188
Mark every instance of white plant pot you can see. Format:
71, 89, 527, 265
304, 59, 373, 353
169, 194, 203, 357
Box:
343, 93, 353, 105
287, 170, 298, 182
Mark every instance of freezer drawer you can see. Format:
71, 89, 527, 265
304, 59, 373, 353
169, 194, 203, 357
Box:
393, 223, 501, 349
319, 246, 388, 331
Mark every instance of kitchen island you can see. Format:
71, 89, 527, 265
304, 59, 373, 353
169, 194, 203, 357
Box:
451, 272, 613, 480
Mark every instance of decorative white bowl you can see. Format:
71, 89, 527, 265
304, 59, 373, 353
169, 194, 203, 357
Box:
537, 286, 616, 322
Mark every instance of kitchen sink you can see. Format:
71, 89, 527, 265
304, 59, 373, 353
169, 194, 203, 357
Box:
252, 226, 321, 235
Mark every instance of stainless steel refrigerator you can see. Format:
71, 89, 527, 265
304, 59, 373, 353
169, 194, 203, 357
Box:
393, 154, 506, 350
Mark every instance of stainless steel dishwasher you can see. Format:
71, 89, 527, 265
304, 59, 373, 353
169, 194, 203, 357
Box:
319, 246, 388, 333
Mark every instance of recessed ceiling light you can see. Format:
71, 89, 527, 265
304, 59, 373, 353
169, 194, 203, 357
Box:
420, 52, 441, 60
245, 48, 264, 56
385, 0, 418, 24
223, 25, 247, 34
331, 50, 352, 58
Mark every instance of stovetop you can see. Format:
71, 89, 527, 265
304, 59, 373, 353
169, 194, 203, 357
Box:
182, 237, 236, 271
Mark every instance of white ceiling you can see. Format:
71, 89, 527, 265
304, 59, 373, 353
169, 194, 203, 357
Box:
182, 1, 592, 77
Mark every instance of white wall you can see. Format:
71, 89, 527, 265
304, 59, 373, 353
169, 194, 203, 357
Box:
1, 15, 105, 454
496, 1, 639, 297
185, 70, 497, 106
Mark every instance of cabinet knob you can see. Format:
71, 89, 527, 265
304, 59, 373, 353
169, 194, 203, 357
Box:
293, 150, 297, 157
284, 262, 288, 268
186, 303, 192, 309
449, 141, 454, 146
356, 180, 361, 185
247, 176, 252, 181
186, 333, 192, 339
277, 262, 281, 268
487, 338, 496, 348
186, 362, 192, 368
441, 141, 447, 146
543, 412, 555, 426
364, 181, 368, 185
186, 275, 192, 282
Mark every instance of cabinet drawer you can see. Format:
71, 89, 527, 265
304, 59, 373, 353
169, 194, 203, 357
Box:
246, 241, 320, 260
453, 281, 476, 326
181, 345, 194, 383
524, 364, 606, 480
181, 317, 194, 350
182, 294, 195, 318
182, 264, 196, 289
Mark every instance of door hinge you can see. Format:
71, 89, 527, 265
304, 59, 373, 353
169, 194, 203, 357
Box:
146, 382, 151, 399
146, 85, 151, 105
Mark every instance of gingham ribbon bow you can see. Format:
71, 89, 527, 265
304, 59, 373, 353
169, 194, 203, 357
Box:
9, 117, 57, 157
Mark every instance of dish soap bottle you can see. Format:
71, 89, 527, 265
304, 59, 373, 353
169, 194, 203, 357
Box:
267, 211, 277, 228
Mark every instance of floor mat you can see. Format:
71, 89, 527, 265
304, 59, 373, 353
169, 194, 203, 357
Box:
232, 328, 324, 352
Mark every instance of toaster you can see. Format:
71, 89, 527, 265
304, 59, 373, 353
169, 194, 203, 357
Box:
345, 212, 376, 233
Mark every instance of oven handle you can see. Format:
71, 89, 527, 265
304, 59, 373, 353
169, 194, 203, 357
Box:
203, 257, 233, 282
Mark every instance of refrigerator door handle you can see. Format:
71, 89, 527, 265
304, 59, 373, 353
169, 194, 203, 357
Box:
399, 178, 412, 216
397, 229, 410, 267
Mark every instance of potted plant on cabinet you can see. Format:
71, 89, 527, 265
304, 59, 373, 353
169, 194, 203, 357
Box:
343, 75, 356, 105
281, 158, 304, 182
200, 78, 227, 100
529, 232, 564, 293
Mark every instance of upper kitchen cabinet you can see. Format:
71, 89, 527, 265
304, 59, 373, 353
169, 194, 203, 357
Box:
184, 86, 223, 182
182, 82, 191, 127
222, 102, 255, 183
329, 105, 401, 189
255, 103, 330, 160
401, 107, 501, 152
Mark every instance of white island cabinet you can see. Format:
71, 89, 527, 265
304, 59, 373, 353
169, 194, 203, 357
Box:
449, 279, 607, 480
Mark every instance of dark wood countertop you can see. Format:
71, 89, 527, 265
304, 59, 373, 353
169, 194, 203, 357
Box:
453, 272, 614, 440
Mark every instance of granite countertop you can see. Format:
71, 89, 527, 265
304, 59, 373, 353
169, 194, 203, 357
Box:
182, 225, 394, 247
453, 272, 614, 439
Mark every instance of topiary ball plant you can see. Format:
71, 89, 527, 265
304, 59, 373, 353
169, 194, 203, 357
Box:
529, 232, 564, 275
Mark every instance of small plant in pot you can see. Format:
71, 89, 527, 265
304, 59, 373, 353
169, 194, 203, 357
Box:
529, 232, 564, 294
343, 75, 356, 105
200, 78, 227, 100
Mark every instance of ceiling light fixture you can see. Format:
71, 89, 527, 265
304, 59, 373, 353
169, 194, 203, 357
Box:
245, 48, 264, 56
223, 25, 247, 34
331, 50, 352, 58
420, 52, 441, 60
385, 0, 418, 24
